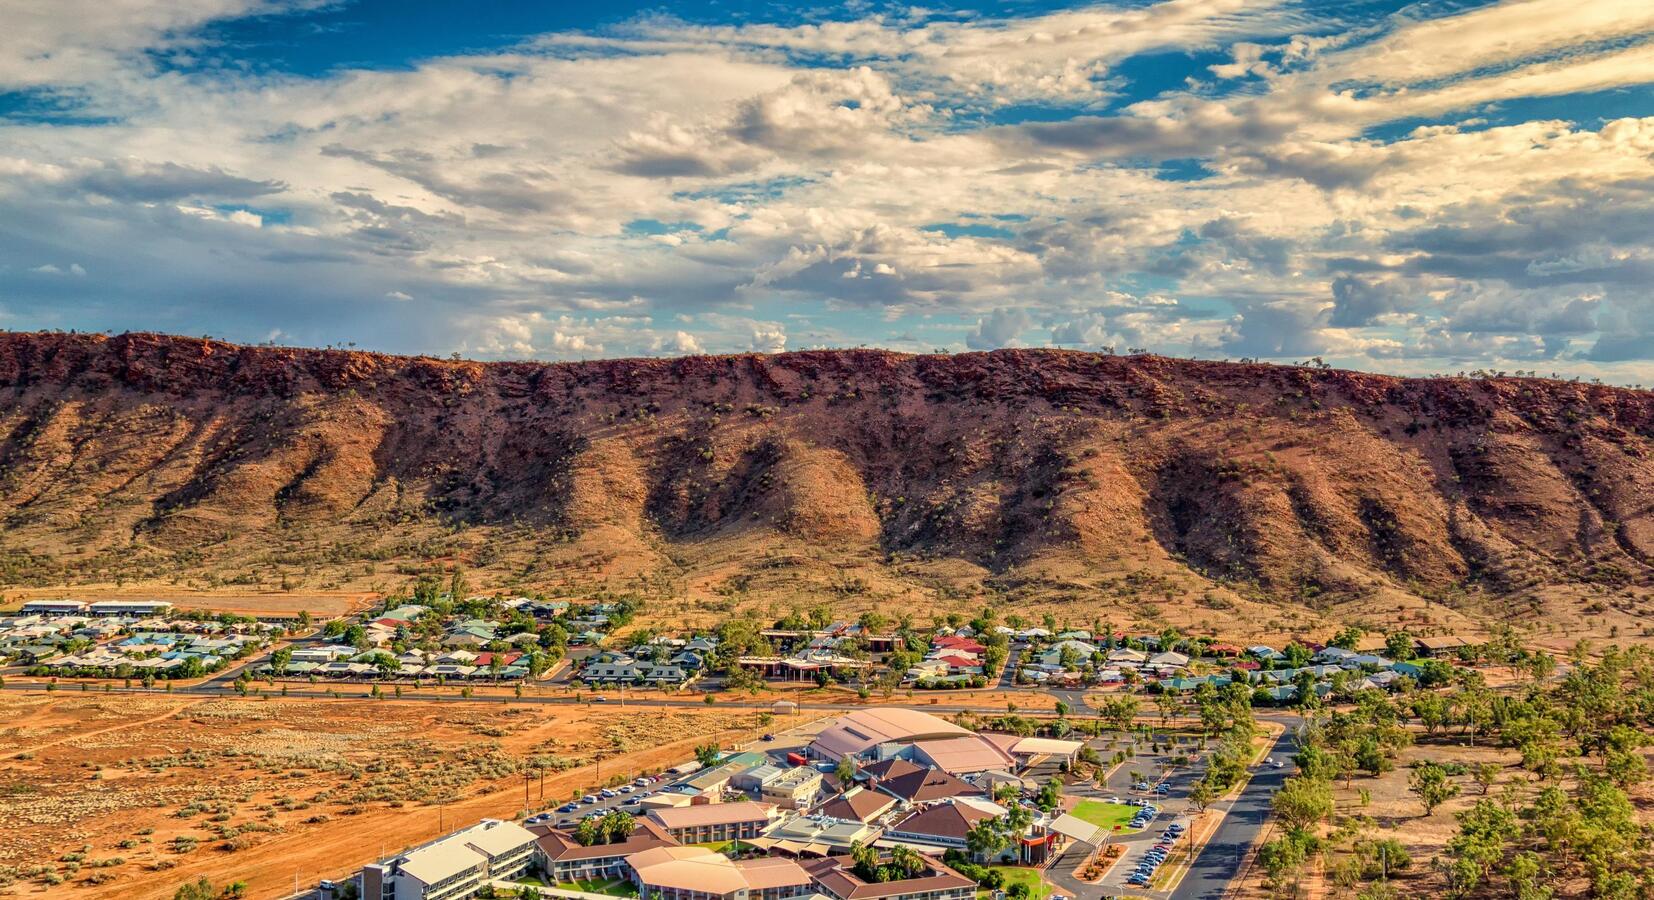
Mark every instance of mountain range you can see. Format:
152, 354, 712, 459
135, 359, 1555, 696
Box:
2, 331, 1649, 641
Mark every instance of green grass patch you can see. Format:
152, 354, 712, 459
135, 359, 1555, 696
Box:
984, 866, 1050, 900
553, 878, 638, 896
686, 840, 757, 855
1069, 800, 1141, 832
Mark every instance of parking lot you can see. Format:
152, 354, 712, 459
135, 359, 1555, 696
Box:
532, 714, 827, 829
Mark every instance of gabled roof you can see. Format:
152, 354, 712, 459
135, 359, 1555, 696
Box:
801, 855, 977, 900
646, 800, 775, 830
534, 820, 676, 862
861, 757, 925, 781
876, 766, 983, 803
887, 800, 995, 841
814, 787, 897, 823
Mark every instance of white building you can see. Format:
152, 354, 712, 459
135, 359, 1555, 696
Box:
361, 819, 537, 900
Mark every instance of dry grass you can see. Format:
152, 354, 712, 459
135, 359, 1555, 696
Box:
0, 694, 782, 899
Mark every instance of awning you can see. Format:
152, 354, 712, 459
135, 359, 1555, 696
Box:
1048, 814, 1102, 845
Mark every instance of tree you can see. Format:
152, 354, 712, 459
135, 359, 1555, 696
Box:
1353, 737, 1391, 780
1383, 631, 1414, 661
1272, 777, 1333, 831
1409, 762, 1459, 816
1035, 778, 1061, 812
694, 743, 723, 767
449, 568, 468, 602
601, 810, 635, 843
1187, 779, 1217, 811
1329, 626, 1362, 650
965, 818, 1011, 861
1098, 696, 1139, 733
835, 756, 857, 785
573, 817, 604, 847
1472, 762, 1500, 795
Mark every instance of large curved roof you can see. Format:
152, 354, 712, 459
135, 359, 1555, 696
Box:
626, 846, 810, 895
808, 708, 972, 760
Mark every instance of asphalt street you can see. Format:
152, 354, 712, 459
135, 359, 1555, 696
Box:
1169, 727, 1298, 900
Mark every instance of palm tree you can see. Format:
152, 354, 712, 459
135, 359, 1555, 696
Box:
602, 810, 636, 844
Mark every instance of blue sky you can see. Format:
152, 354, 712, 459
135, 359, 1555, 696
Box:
1, 0, 1651, 381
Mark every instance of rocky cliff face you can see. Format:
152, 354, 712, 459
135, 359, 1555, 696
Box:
1, 331, 1650, 632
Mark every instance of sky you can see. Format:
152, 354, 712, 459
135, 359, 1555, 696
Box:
0, 0, 1651, 381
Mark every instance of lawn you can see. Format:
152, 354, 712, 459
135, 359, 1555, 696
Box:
1069, 800, 1141, 832
687, 839, 758, 855
553, 877, 639, 897
984, 866, 1051, 900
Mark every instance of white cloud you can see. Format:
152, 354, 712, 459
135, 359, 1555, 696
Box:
0, 0, 1649, 380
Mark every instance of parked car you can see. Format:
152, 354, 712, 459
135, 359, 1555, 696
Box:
761, 733, 775, 742
635, 777, 651, 786
582, 794, 599, 804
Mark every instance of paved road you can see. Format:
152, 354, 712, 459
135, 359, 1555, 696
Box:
1169, 727, 1298, 900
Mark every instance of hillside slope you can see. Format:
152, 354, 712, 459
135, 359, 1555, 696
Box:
1, 332, 1650, 642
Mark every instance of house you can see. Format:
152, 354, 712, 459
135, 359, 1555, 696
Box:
1147, 651, 1190, 669
873, 766, 984, 804
1314, 647, 1356, 665
1391, 661, 1427, 679
361, 819, 537, 900
932, 635, 986, 656
812, 787, 897, 824
881, 799, 998, 853
1038, 640, 1098, 668
645, 801, 779, 843
1105, 647, 1148, 665
626, 846, 813, 900
531, 820, 678, 882
1247, 645, 1283, 661
801, 854, 976, 900
927, 654, 983, 676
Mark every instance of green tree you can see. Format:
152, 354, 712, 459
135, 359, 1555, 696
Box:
1272, 777, 1334, 831
1383, 631, 1415, 661
1409, 762, 1459, 816
835, 756, 857, 785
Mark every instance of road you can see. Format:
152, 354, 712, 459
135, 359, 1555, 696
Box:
1169, 727, 1298, 900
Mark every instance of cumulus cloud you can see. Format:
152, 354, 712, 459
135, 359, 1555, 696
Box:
966, 308, 1032, 350
0, 0, 1648, 380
